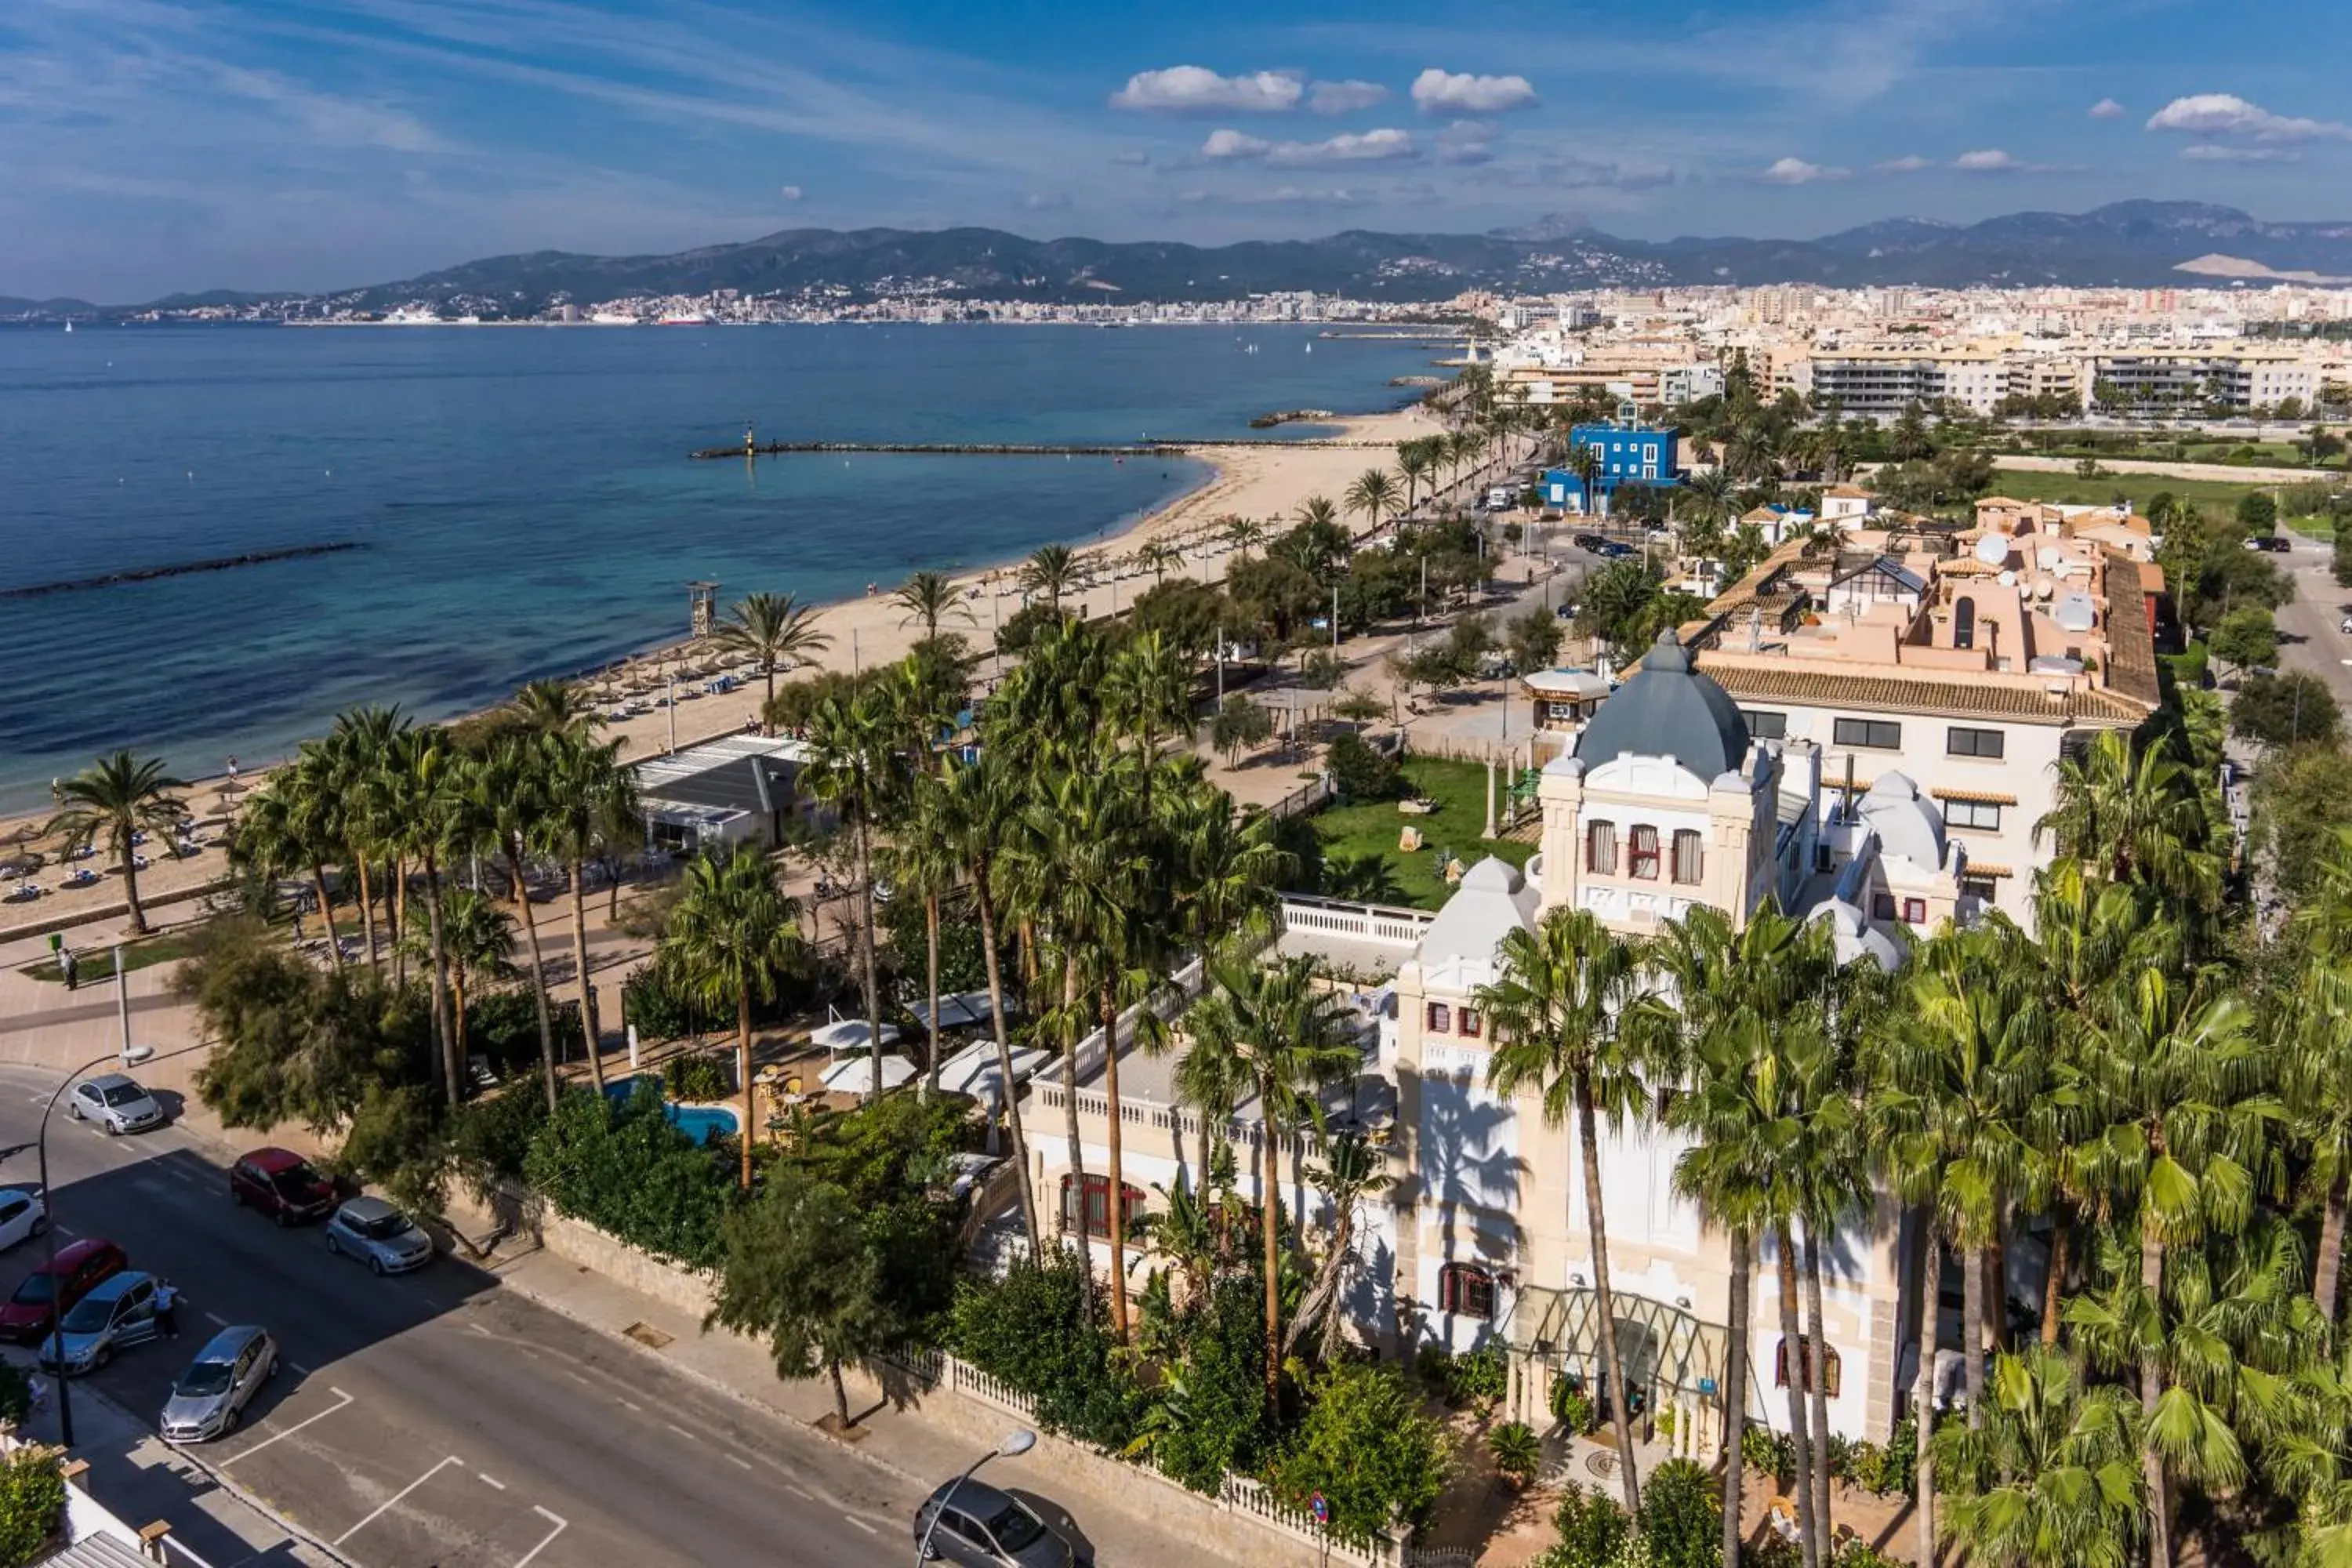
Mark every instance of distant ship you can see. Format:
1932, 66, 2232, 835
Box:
383, 305, 442, 325
62, 321, 72, 334
589, 311, 640, 325
657, 312, 710, 326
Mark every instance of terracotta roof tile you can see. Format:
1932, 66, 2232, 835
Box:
1696, 660, 2150, 728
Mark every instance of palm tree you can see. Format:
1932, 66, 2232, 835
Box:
49, 751, 187, 935
1179, 953, 1363, 1412
1567, 444, 1604, 517
1294, 495, 1338, 534
468, 735, 564, 1111
1873, 916, 2060, 1565
1934, 1345, 2147, 1568
1475, 906, 1647, 1512
541, 733, 637, 1091
713, 591, 833, 710
804, 686, 902, 1101
891, 570, 971, 641
2068, 964, 2273, 1568
1136, 541, 1185, 586
1286, 1131, 1390, 1363
439, 888, 514, 1069
379, 724, 466, 1102
1221, 518, 1266, 561
1345, 469, 1398, 534
505, 678, 600, 738
934, 753, 1040, 1250
231, 771, 343, 968
2036, 731, 2220, 915
1021, 544, 1080, 614
325, 705, 411, 974
1396, 442, 1435, 513
658, 845, 804, 1191
887, 772, 963, 1102
2288, 826, 2352, 1323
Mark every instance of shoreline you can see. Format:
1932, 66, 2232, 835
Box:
0, 402, 1440, 913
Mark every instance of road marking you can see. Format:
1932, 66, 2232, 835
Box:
289, 1363, 313, 1377
786, 1484, 815, 1501
334, 1455, 464, 1544
724, 1453, 753, 1471
220, 1387, 353, 1464
478, 1472, 506, 1490
563, 1370, 592, 1386
616, 1397, 641, 1412
203, 1312, 227, 1327
664, 1421, 698, 1442
51, 1225, 74, 1239
514, 1506, 568, 1568
844, 1516, 877, 1536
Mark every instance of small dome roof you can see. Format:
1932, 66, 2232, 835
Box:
1574, 630, 1750, 781
1860, 773, 1946, 871
1810, 897, 1904, 971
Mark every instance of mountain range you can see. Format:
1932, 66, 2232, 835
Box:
13, 201, 2352, 318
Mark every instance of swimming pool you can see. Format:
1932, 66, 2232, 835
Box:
602, 1076, 741, 1146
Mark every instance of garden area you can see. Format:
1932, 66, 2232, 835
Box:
1295, 750, 1537, 910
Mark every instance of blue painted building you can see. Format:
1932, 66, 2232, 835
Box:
1541, 423, 1682, 514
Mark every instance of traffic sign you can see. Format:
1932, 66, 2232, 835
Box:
1309, 1492, 1329, 1526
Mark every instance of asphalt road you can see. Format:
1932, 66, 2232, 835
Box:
2274, 530, 2352, 715
0, 1065, 1046, 1568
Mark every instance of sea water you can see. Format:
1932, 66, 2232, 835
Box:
0, 323, 1437, 809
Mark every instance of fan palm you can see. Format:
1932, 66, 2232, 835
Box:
1179, 953, 1362, 1412
1475, 906, 1647, 1512
1396, 442, 1435, 512
1222, 518, 1266, 561
2288, 826, 2352, 1322
1345, 469, 1398, 534
1294, 495, 1338, 534
465, 735, 564, 1111
886, 771, 963, 1101
48, 751, 187, 935
712, 591, 833, 710
540, 732, 637, 1091
1934, 1345, 2147, 1568
378, 724, 467, 1102
1286, 1131, 1391, 1364
658, 845, 803, 1191
1136, 540, 1185, 586
505, 678, 600, 738
438, 888, 514, 1069
804, 685, 903, 1101
325, 705, 412, 974
232, 768, 344, 968
1021, 544, 1080, 613
2036, 731, 2219, 916
891, 570, 971, 641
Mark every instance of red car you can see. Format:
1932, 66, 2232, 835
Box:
228, 1148, 336, 1226
0, 1238, 129, 1343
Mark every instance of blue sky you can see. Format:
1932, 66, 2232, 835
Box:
3, 0, 2348, 301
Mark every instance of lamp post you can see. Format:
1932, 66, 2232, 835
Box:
914, 1428, 1037, 1565
38, 1039, 167, 1448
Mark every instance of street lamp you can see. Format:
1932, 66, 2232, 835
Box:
38, 1040, 157, 1448
913, 1428, 1037, 1565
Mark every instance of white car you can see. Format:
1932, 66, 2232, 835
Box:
0, 1189, 47, 1252
69, 1073, 166, 1135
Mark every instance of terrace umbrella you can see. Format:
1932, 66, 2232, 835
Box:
811, 1018, 902, 1056
818, 1053, 916, 1094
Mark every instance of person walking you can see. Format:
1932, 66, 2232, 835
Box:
60, 947, 78, 993
154, 1281, 180, 1339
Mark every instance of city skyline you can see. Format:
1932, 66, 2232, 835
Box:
4, 0, 2350, 302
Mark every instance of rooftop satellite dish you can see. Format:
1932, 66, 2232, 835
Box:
1998, 570, 2018, 587
2054, 593, 2097, 633
2034, 579, 2055, 600
1974, 533, 2011, 568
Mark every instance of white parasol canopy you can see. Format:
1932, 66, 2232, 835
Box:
934, 1041, 1052, 1106
811, 1018, 902, 1056
818, 1053, 917, 1094
907, 990, 1022, 1032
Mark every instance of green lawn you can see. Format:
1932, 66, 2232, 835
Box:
1988, 466, 2267, 513
1310, 757, 1537, 911
19, 927, 206, 985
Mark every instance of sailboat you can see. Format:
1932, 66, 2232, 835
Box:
63, 321, 72, 334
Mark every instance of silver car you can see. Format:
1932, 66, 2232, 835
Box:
68, 1073, 165, 1135
160, 1326, 277, 1443
324, 1197, 434, 1275
37, 1270, 160, 1376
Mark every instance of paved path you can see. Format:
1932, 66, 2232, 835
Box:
2269, 529, 2352, 717
1991, 453, 2335, 486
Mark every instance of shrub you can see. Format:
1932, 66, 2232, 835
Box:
1266, 1363, 1450, 1546
0, 1364, 29, 1432
661, 1051, 732, 1103
1490, 1421, 1541, 1486
621, 966, 701, 1041
468, 988, 583, 1076
1325, 731, 1401, 800
1446, 1346, 1508, 1410
1635, 1458, 1720, 1568
1137, 1276, 1269, 1495
1548, 1482, 1630, 1568
1548, 1376, 1595, 1436
0, 1447, 64, 1567
449, 1082, 550, 1194
1740, 1422, 1794, 1483
523, 1083, 736, 1268
948, 1256, 1142, 1450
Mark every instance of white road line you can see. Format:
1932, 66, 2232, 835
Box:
844, 1516, 877, 1536
664, 1421, 697, 1442
50, 1225, 74, 1240
478, 1472, 507, 1490
724, 1454, 753, 1471
203, 1312, 227, 1327
514, 1506, 568, 1568
563, 1370, 592, 1386
333, 1455, 464, 1545
786, 1484, 815, 1501
220, 1387, 354, 1464
616, 1398, 641, 1412
289, 1363, 313, 1377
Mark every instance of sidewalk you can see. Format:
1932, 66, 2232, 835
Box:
458, 1207, 1233, 1568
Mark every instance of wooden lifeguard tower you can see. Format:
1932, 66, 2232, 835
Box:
688, 581, 720, 640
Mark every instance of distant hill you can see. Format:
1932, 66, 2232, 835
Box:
19, 201, 2352, 318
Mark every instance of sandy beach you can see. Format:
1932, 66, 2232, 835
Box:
1, 404, 1449, 937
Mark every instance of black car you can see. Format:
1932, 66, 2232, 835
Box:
2243, 535, 2292, 554
915, 1479, 1083, 1566
1571, 532, 1608, 553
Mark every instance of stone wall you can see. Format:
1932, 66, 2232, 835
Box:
537, 1210, 717, 1319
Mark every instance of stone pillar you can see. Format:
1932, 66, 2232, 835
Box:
1483, 758, 1497, 840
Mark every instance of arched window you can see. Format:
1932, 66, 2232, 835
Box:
1060, 1174, 1146, 1241
1774, 1336, 1842, 1398
1585, 819, 1618, 876
1629, 825, 1661, 880
1439, 1263, 1498, 1321
1671, 829, 1704, 885
1953, 596, 1976, 652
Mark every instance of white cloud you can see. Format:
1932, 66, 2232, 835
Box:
1409, 68, 1537, 115
779, 183, 804, 201
1951, 147, 2020, 172
2088, 98, 2124, 120
1761, 156, 1846, 184
1022, 191, 1070, 209
1109, 66, 1302, 114
1308, 79, 1388, 114
2145, 93, 2350, 142
1177, 185, 1371, 208
2180, 143, 2300, 163
1200, 126, 1417, 165
1875, 155, 1930, 173
1436, 120, 1497, 165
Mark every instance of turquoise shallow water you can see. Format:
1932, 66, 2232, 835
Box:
0, 323, 1434, 811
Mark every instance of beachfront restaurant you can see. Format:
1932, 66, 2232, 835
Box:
631, 735, 812, 854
